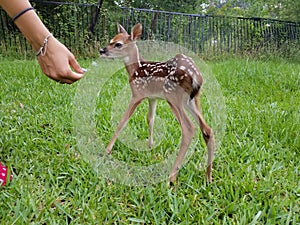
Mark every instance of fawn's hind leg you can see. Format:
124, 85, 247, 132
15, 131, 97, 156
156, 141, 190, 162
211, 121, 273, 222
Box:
186, 96, 215, 182
166, 94, 196, 183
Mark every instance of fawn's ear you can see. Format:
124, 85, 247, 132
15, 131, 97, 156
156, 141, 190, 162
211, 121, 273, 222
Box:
117, 23, 128, 34
131, 23, 142, 41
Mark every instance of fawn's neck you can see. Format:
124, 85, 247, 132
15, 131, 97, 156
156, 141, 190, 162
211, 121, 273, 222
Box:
124, 44, 144, 77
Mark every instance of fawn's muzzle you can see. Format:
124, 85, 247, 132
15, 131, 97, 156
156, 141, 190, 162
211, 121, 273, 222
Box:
100, 48, 108, 55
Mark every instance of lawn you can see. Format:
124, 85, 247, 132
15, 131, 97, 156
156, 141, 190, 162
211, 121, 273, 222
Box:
0, 56, 299, 224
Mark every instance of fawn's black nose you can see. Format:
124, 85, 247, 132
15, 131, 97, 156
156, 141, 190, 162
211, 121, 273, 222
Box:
100, 48, 107, 55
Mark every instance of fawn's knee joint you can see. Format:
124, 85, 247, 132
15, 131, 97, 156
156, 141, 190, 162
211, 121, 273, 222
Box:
202, 128, 213, 142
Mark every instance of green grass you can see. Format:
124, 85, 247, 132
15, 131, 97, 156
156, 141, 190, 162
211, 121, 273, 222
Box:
0, 58, 299, 224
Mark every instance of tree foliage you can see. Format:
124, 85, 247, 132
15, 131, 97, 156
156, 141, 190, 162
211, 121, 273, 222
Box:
41, 0, 299, 21
207, 0, 300, 22
100, 0, 299, 21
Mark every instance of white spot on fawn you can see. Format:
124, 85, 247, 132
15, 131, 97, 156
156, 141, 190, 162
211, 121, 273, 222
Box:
179, 66, 186, 71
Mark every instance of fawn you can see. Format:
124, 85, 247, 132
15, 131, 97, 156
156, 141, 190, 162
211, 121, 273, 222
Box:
100, 23, 215, 183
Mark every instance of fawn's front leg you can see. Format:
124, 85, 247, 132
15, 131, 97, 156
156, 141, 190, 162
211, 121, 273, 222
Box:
147, 99, 157, 149
106, 98, 143, 154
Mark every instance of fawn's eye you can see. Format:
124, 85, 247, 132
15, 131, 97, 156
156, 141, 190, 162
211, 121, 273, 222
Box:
115, 43, 122, 48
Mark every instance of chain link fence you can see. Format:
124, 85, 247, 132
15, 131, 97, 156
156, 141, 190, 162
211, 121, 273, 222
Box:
1, 0, 299, 59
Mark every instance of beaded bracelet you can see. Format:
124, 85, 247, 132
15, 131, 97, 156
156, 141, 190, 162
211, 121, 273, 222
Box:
36, 33, 53, 56
12, 7, 34, 22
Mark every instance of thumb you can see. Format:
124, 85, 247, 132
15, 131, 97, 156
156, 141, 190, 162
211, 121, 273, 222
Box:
69, 55, 85, 74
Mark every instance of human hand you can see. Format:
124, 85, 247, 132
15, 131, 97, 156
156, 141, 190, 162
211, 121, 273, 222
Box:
37, 36, 85, 84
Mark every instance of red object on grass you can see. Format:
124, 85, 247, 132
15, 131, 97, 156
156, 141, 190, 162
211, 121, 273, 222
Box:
0, 163, 13, 186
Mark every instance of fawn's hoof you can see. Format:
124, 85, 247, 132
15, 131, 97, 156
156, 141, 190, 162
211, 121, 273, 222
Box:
169, 170, 179, 183
206, 164, 213, 182
105, 148, 112, 155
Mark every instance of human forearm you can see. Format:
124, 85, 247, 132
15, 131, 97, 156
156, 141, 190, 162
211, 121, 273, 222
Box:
0, 0, 50, 51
